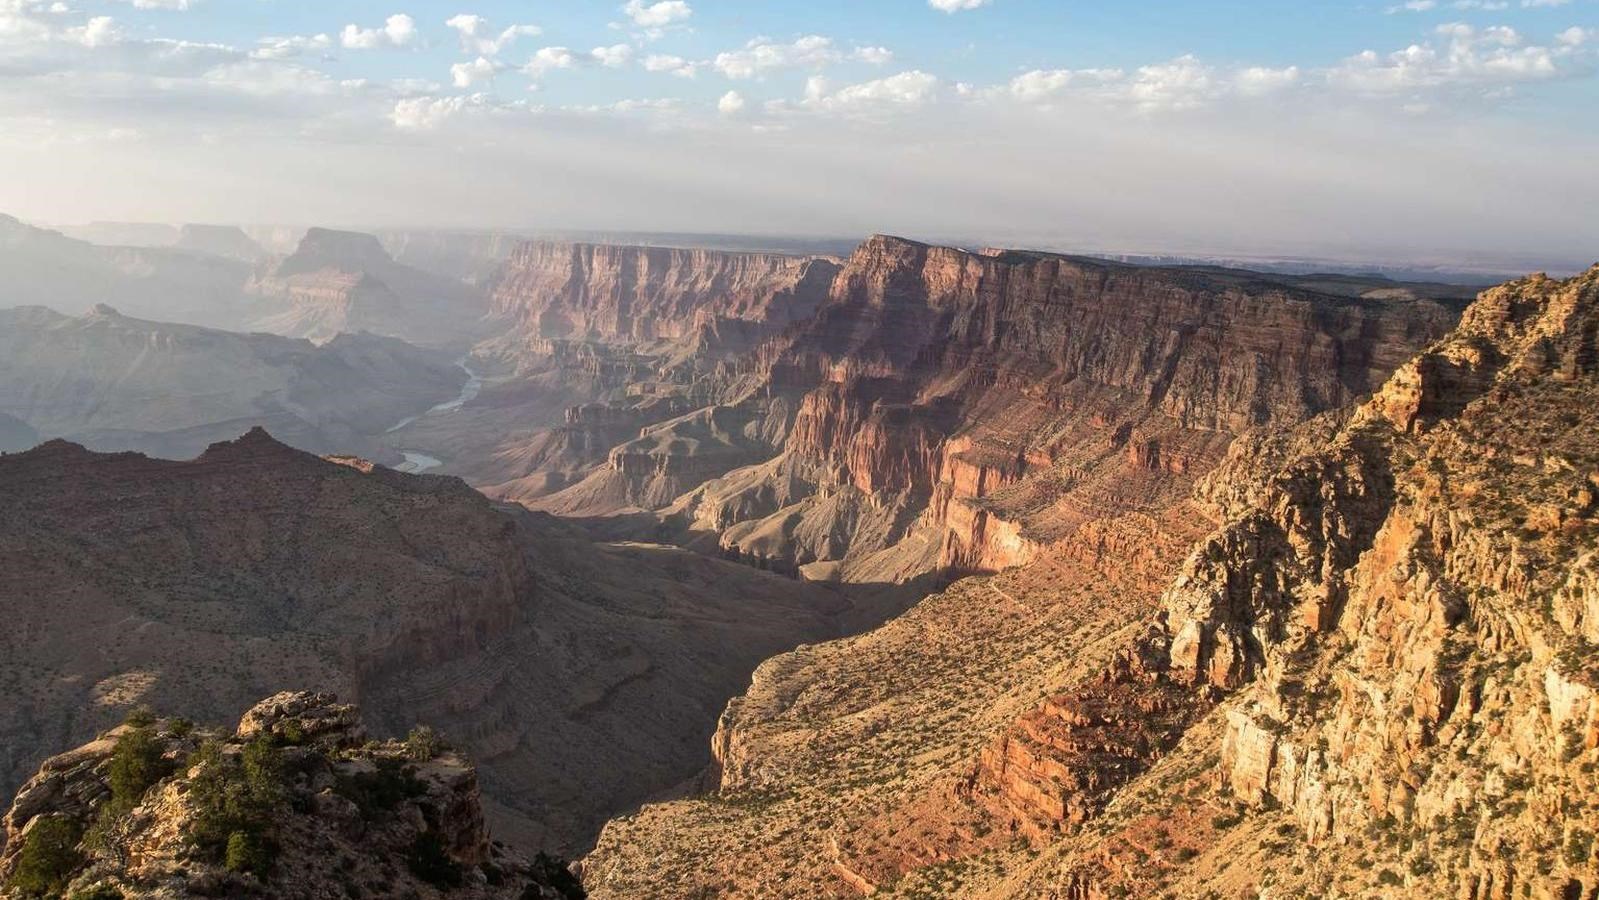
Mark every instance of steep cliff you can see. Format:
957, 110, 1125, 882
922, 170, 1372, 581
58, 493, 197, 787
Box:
485, 242, 839, 352
0, 692, 583, 899
581, 264, 1599, 898
0, 431, 890, 855
675, 235, 1462, 579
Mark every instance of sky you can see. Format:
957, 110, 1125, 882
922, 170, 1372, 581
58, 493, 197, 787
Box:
0, 0, 1596, 268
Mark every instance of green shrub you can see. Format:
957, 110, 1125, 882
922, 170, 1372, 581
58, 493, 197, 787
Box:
405, 832, 461, 888
185, 738, 284, 871
5, 816, 83, 897
224, 829, 276, 878
108, 726, 170, 811
403, 726, 445, 762
123, 707, 156, 728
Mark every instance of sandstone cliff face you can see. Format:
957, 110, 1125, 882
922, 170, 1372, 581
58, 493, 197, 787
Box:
580, 265, 1599, 899
487, 242, 838, 352
680, 235, 1461, 578
0, 431, 883, 855
0, 692, 582, 899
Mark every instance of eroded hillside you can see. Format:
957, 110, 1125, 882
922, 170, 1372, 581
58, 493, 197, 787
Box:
0, 430, 898, 855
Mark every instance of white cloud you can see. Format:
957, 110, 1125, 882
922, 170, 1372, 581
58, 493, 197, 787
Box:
391, 95, 472, 130
69, 15, 120, 47
444, 14, 541, 57
451, 56, 498, 88
1555, 26, 1591, 47
251, 33, 332, 61
622, 0, 692, 28
929, 0, 991, 11
114, 0, 196, 9
715, 35, 840, 79
341, 14, 416, 50
853, 46, 894, 65
524, 46, 576, 77
802, 70, 942, 111
592, 43, 633, 68
1387, 1, 1438, 13
643, 53, 699, 77
1330, 23, 1561, 92
717, 89, 745, 116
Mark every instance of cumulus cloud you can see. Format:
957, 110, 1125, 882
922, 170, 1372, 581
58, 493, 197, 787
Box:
715, 35, 840, 79
69, 15, 121, 47
451, 56, 498, 88
800, 70, 942, 111
592, 43, 633, 68
524, 46, 576, 77
390, 94, 473, 130
929, 0, 991, 12
444, 14, 541, 57
717, 89, 745, 116
642, 53, 699, 77
853, 46, 894, 65
340, 14, 416, 50
1330, 23, 1560, 92
621, 0, 691, 28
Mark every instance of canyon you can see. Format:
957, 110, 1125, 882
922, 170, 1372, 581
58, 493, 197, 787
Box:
2, 213, 1593, 900
583, 263, 1599, 898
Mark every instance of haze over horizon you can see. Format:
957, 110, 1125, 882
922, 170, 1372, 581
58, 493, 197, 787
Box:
2, 0, 1596, 270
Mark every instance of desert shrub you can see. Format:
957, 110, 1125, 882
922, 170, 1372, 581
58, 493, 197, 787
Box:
224, 829, 276, 878
108, 726, 170, 811
1567, 829, 1595, 866
405, 832, 461, 888
6, 816, 83, 897
185, 738, 283, 875
403, 726, 445, 762
123, 707, 156, 728
1377, 869, 1403, 886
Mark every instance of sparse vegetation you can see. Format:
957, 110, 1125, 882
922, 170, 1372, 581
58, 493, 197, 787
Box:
5, 816, 83, 897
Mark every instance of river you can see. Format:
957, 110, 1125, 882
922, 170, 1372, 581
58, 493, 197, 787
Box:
388, 357, 482, 474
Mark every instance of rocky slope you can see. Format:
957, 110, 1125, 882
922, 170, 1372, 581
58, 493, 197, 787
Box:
248, 228, 490, 349
582, 264, 1599, 898
0, 431, 899, 856
0, 692, 583, 899
0, 304, 467, 463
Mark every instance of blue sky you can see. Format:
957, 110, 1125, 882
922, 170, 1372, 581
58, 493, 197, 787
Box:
0, 1, 1595, 266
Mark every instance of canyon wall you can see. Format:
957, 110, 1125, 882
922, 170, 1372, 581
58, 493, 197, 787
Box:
581, 264, 1599, 899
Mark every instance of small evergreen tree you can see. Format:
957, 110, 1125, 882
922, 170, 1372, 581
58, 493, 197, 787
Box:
5, 816, 83, 897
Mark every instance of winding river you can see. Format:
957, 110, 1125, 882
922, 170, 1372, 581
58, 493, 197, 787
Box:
387, 357, 481, 474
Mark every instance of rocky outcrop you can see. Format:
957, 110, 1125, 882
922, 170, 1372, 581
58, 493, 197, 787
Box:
0, 693, 583, 899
